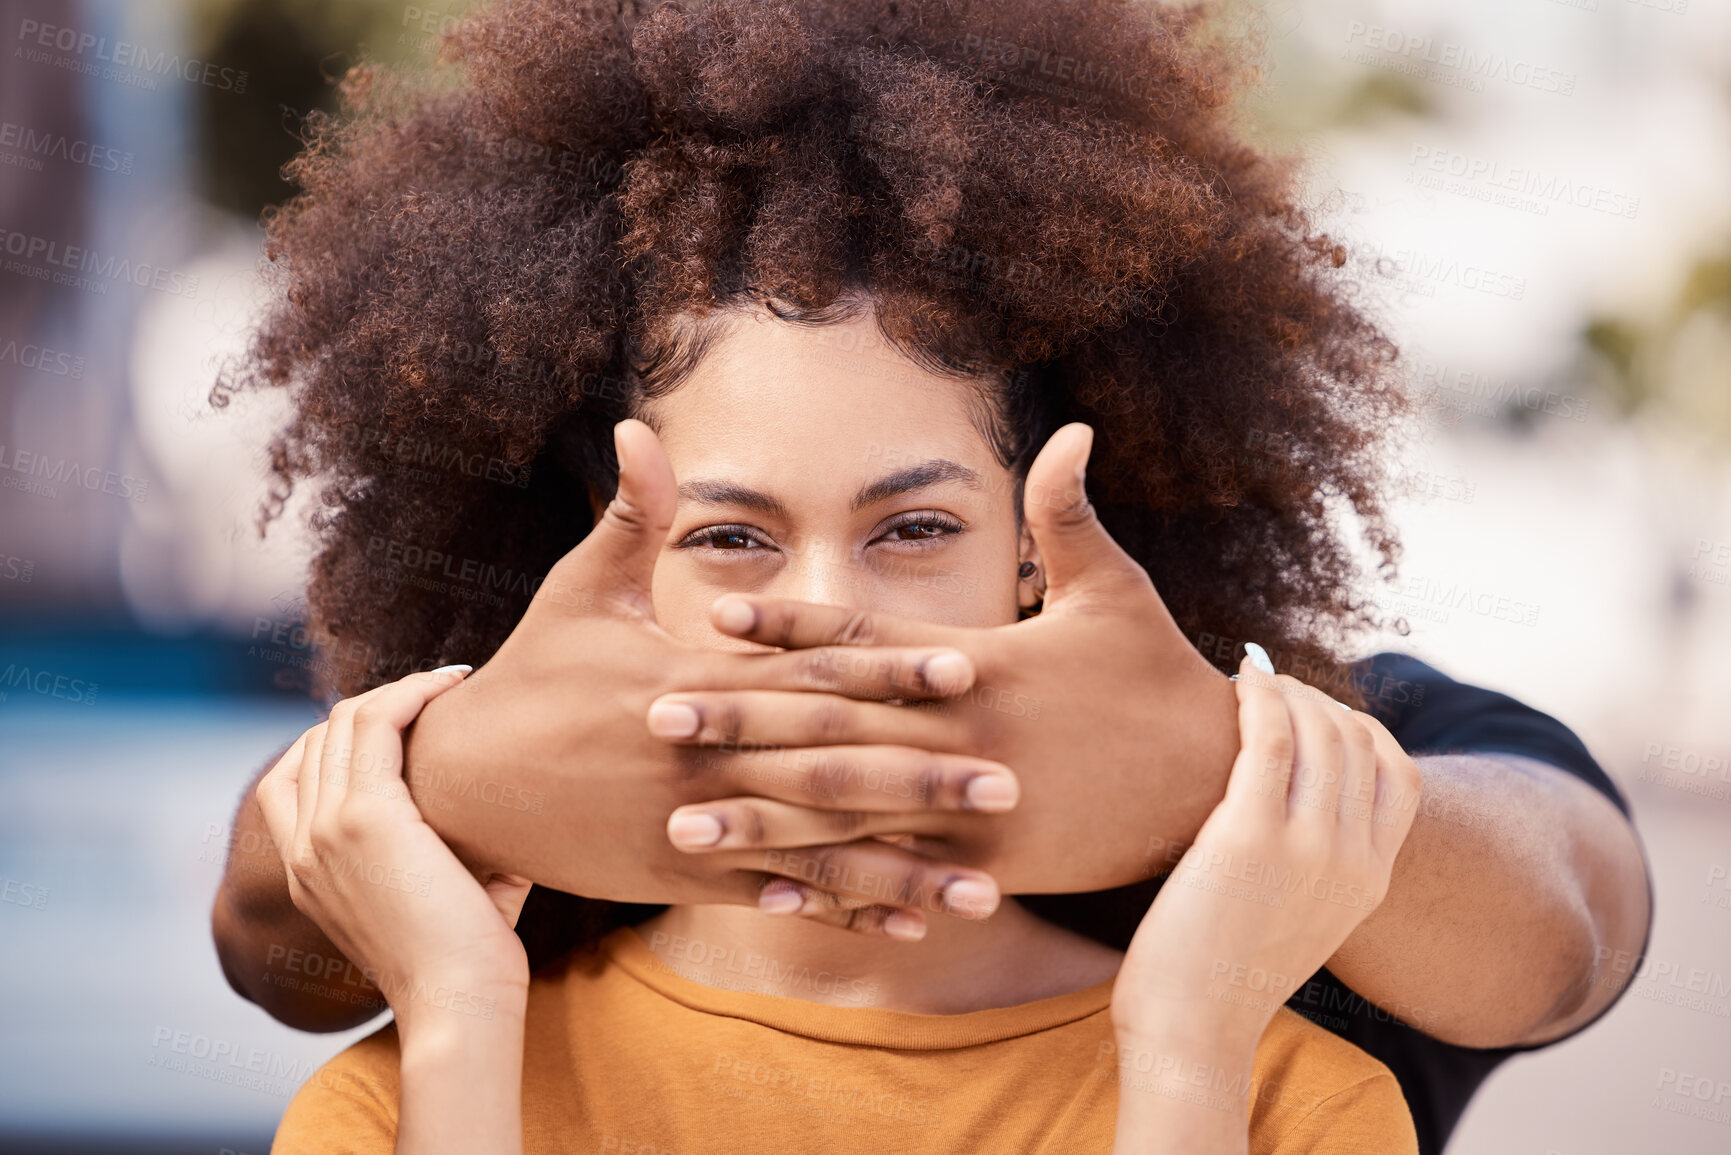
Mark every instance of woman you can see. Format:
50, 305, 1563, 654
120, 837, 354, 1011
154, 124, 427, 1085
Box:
220, 0, 1423, 1148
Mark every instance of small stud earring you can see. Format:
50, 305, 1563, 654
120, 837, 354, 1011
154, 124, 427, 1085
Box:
1018, 561, 1036, 579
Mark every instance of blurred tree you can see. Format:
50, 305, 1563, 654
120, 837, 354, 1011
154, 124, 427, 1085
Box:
1581, 247, 1731, 443
186, 0, 478, 220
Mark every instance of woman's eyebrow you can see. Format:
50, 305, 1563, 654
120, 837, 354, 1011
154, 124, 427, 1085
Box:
675, 480, 791, 520
851, 460, 983, 510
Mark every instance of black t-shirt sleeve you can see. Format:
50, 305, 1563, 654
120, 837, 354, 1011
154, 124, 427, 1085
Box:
1352, 651, 1628, 817
1291, 652, 1645, 1155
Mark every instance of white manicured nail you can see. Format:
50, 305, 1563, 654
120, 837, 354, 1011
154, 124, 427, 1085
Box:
1243, 643, 1275, 676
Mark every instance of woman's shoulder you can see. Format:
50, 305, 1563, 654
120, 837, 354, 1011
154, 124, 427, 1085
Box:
1250, 1008, 1419, 1154
273, 1023, 402, 1155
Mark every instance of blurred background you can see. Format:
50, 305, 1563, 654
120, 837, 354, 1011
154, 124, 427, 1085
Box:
0, 0, 1727, 1150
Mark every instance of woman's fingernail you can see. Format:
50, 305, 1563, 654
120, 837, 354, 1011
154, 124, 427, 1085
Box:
713, 596, 756, 635
965, 773, 1019, 812
647, 700, 702, 738
759, 885, 804, 915
1243, 643, 1275, 676
431, 664, 473, 677
883, 910, 927, 941
943, 878, 999, 918
922, 651, 971, 694
667, 810, 724, 848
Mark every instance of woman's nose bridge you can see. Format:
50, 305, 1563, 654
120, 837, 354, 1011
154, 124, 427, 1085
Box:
771, 528, 870, 607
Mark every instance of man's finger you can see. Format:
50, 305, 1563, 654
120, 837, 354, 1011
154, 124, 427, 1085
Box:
708, 595, 970, 652
757, 878, 928, 941
1019, 422, 1152, 607
696, 643, 977, 700
534, 419, 675, 620
679, 740, 1017, 812
748, 842, 1001, 920
667, 796, 998, 853
649, 690, 961, 750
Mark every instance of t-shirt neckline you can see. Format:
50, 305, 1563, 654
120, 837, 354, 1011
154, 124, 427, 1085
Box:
603, 927, 1117, 1051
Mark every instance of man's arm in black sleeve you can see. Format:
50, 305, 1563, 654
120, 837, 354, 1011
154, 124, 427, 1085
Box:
1322, 653, 1653, 1049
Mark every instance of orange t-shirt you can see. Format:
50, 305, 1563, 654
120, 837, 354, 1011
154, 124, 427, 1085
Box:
272, 927, 1417, 1154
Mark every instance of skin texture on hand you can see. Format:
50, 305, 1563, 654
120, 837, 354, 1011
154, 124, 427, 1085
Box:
1109, 657, 1422, 1155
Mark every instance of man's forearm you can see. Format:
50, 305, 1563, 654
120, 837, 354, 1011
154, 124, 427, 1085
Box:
211, 757, 387, 1032
1324, 753, 1650, 1048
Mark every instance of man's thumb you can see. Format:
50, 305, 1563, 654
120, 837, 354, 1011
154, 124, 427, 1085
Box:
1021, 423, 1146, 604
540, 419, 675, 616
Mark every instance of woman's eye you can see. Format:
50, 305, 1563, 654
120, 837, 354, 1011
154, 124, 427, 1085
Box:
874, 513, 965, 544
681, 525, 769, 551
890, 522, 945, 540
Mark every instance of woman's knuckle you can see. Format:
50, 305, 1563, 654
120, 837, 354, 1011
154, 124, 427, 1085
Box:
713, 699, 746, 740
735, 804, 767, 846
810, 699, 852, 743
835, 612, 879, 647
795, 650, 839, 688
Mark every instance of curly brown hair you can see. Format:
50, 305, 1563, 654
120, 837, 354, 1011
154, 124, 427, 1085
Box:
217, 0, 1406, 957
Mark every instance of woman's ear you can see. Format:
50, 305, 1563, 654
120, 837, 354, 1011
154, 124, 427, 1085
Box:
1017, 523, 1047, 614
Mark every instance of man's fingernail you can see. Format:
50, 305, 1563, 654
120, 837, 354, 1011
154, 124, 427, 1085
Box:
759, 886, 803, 915
713, 597, 756, 635
431, 664, 473, 677
943, 878, 999, 918
883, 911, 927, 941
647, 700, 701, 738
922, 651, 971, 693
667, 810, 724, 848
1243, 643, 1275, 676
965, 773, 1019, 812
